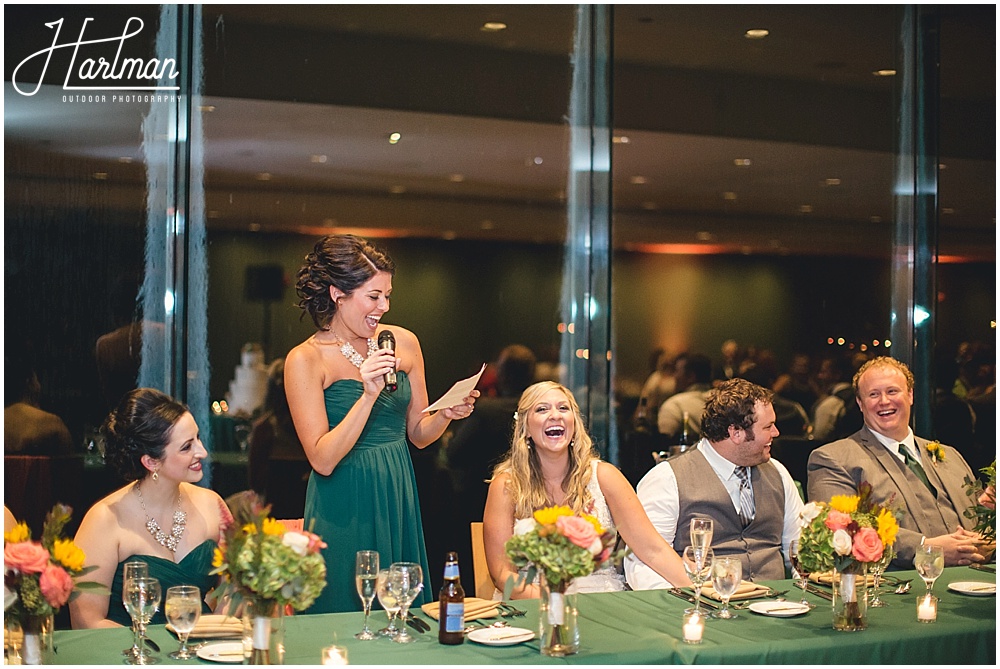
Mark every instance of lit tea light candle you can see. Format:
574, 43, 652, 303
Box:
682, 611, 704, 644
917, 594, 937, 623
322, 645, 349, 665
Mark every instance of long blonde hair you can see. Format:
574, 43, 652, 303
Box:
492, 381, 598, 519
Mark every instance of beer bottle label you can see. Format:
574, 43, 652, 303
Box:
444, 602, 465, 633
444, 564, 460, 579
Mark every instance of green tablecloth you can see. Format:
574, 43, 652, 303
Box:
48, 567, 995, 664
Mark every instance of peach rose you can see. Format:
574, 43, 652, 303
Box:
39, 564, 74, 608
556, 515, 598, 550
851, 527, 884, 562
4, 541, 51, 574
824, 510, 852, 532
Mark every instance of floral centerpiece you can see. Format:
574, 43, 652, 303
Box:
963, 460, 996, 544
796, 483, 899, 631
4, 504, 103, 664
504, 505, 618, 656
210, 502, 327, 663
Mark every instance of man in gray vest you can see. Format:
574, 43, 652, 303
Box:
807, 356, 987, 568
625, 379, 804, 589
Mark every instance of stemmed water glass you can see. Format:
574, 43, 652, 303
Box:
690, 518, 714, 551
868, 544, 896, 608
710, 557, 742, 619
913, 544, 945, 595
787, 539, 814, 609
376, 569, 401, 637
355, 550, 380, 640
122, 561, 150, 659
164, 585, 201, 659
125, 576, 162, 665
386, 562, 424, 644
682, 546, 714, 616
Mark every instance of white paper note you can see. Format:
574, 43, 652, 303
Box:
422, 363, 487, 413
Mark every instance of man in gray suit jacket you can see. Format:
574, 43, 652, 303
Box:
807, 357, 987, 568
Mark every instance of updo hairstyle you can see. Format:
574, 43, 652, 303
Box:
101, 388, 190, 482
295, 234, 396, 329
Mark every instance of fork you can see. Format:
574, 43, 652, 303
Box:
497, 602, 527, 617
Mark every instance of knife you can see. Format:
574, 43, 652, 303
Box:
667, 588, 719, 611
803, 583, 833, 601
403, 613, 430, 633
969, 564, 996, 574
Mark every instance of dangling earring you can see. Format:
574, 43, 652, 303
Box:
526, 437, 534, 449
152, 470, 159, 482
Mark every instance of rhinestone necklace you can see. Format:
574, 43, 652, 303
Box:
135, 483, 186, 553
337, 335, 378, 368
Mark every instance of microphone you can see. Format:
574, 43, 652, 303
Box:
377, 330, 397, 392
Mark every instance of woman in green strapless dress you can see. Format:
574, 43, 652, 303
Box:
287, 235, 478, 614
70, 389, 230, 629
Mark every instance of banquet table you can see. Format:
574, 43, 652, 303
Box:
47, 567, 994, 664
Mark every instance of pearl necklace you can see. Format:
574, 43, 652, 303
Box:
338, 336, 378, 368
135, 483, 186, 553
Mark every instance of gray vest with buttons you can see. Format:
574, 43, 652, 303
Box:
671, 448, 787, 581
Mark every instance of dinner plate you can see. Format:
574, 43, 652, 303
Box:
466, 627, 535, 646
196, 641, 246, 663
747, 601, 811, 617
947, 581, 996, 596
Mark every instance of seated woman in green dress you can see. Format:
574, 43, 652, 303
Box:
285, 234, 478, 613
70, 388, 230, 628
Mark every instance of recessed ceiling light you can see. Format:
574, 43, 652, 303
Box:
745, 29, 769, 39
118, 156, 133, 164
613, 135, 630, 144
323, 218, 337, 226
256, 172, 272, 181
249, 223, 261, 232
198, 105, 216, 112
938, 163, 948, 170
442, 230, 458, 240
207, 210, 220, 219
481, 22, 507, 32
448, 174, 465, 182
389, 185, 406, 194
630, 175, 648, 185
310, 154, 328, 163
532, 156, 543, 165
480, 220, 494, 230
696, 231, 714, 241
734, 158, 752, 167
641, 201, 657, 210
722, 191, 737, 200
941, 207, 955, 214
799, 204, 813, 213
388, 132, 401, 144
870, 216, 882, 223
873, 69, 896, 77
92, 172, 108, 180
824, 178, 841, 186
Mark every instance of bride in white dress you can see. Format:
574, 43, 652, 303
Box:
483, 381, 690, 599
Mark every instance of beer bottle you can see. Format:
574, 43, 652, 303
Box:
678, 411, 693, 451
438, 551, 465, 645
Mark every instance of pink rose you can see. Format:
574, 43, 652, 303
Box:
556, 515, 598, 550
4, 541, 51, 574
851, 527, 884, 562
824, 510, 852, 532
304, 531, 327, 555
39, 564, 74, 608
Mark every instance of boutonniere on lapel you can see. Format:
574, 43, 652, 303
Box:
925, 441, 946, 465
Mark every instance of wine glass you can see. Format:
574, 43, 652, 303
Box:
913, 544, 945, 595
690, 518, 714, 551
125, 577, 162, 665
386, 562, 424, 644
122, 561, 150, 658
710, 557, 742, 619
165, 585, 201, 659
681, 546, 714, 616
868, 544, 896, 608
355, 550, 380, 640
234, 423, 252, 461
376, 569, 401, 637
787, 539, 814, 609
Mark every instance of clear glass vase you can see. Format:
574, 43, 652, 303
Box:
831, 564, 868, 631
244, 599, 285, 665
538, 575, 579, 657
9, 613, 55, 665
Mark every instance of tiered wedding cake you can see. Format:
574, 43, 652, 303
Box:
226, 343, 268, 416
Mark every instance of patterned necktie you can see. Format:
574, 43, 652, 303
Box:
735, 466, 755, 527
899, 444, 935, 495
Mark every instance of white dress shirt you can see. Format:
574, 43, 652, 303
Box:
867, 426, 921, 465
624, 439, 805, 591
